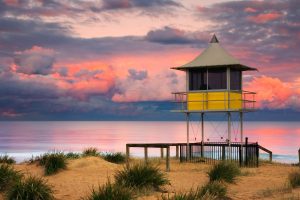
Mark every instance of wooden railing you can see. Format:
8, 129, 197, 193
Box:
172, 90, 256, 111
126, 139, 272, 171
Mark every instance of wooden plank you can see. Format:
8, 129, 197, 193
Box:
161, 148, 164, 159
166, 146, 170, 172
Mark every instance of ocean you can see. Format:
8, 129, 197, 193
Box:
0, 121, 299, 163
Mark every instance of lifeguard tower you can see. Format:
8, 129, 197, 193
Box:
172, 35, 257, 162
126, 35, 272, 171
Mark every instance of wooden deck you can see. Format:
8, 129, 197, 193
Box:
126, 139, 273, 171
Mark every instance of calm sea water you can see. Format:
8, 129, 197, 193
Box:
0, 121, 299, 163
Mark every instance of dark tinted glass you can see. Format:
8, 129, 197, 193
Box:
207, 68, 227, 89
230, 69, 241, 90
189, 69, 207, 90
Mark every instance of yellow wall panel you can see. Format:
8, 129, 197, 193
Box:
187, 91, 242, 111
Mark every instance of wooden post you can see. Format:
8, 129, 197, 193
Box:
269, 152, 272, 162
126, 144, 130, 167
245, 137, 248, 166
166, 146, 170, 172
144, 147, 148, 163
160, 148, 164, 159
256, 142, 259, 167
176, 145, 179, 159
222, 145, 225, 160
239, 145, 242, 167
298, 148, 300, 167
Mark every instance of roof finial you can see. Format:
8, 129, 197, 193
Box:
210, 34, 219, 43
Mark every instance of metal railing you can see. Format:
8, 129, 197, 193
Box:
172, 90, 256, 111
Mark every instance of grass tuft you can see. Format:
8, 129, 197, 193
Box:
208, 161, 240, 183
6, 176, 54, 200
102, 152, 126, 164
115, 163, 169, 191
39, 152, 67, 175
65, 152, 81, 159
0, 155, 16, 164
199, 181, 227, 199
84, 179, 135, 200
0, 164, 23, 192
161, 182, 226, 200
288, 170, 300, 188
83, 147, 99, 157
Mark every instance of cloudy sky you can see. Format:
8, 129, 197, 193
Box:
0, 0, 299, 120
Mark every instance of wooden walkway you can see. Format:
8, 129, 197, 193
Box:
126, 139, 273, 172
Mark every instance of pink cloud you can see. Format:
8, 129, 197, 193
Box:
247, 12, 282, 23
245, 76, 300, 110
244, 7, 257, 13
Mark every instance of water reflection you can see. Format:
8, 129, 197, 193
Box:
0, 121, 299, 163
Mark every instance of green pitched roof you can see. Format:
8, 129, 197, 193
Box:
172, 35, 257, 71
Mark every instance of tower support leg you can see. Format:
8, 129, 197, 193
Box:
228, 112, 232, 160
201, 113, 204, 158
240, 112, 244, 164
186, 113, 190, 161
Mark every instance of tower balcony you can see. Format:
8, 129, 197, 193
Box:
172, 90, 256, 113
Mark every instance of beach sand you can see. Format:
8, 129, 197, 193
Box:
1, 157, 300, 200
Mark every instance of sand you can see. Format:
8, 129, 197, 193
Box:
1, 157, 300, 200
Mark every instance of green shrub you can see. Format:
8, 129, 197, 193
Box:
288, 170, 300, 188
208, 161, 240, 183
199, 181, 227, 198
39, 152, 67, 175
115, 163, 169, 190
83, 147, 99, 157
0, 155, 16, 164
102, 152, 126, 164
84, 180, 135, 200
65, 152, 81, 159
6, 176, 54, 200
0, 164, 22, 192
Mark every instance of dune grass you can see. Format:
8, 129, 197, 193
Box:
0, 155, 16, 164
83, 147, 99, 157
65, 152, 81, 159
84, 179, 135, 200
6, 176, 54, 200
0, 164, 23, 192
199, 181, 227, 198
115, 163, 169, 191
161, 181, 226, 200
39, 152, 67, 175
288, 170, 300, 188
208, 161, 240, 183
102, 152, 126, 164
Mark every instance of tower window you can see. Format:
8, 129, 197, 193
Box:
230, 69, 241, 90
207, 68, 227, 90
189, 69, 207, 90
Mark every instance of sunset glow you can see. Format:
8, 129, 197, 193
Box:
0, 0, 299, 120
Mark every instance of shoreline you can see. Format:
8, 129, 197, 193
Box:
1, 156, 300, 200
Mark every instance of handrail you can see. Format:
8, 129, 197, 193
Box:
258, 145, 272, 162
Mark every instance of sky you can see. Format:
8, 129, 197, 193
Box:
0, 0, 299, 120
